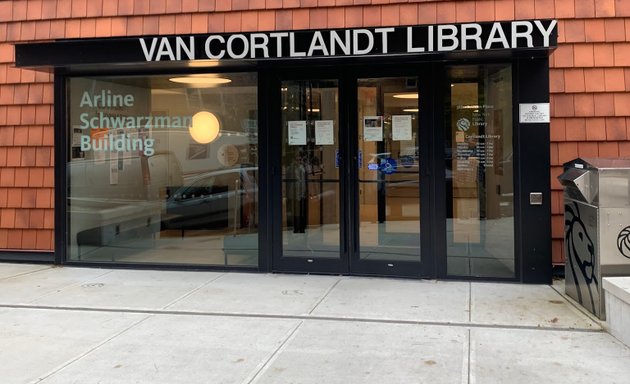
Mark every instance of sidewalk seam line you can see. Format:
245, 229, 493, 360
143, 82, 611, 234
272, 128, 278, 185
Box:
307, 277, 342, 315
161, 272, 226, 310
467, 328, 472, 384
0, 303, 604, 333
245, 320, 304, 384
32, 314, 153, 384
0, 266, 54, 281
468, 282, 472, 323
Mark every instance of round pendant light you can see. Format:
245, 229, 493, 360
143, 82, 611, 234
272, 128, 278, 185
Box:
189, 111, 221, 144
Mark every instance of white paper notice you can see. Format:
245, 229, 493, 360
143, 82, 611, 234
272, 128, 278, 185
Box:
72, 131, 82, 146
392, 115, 412, 141
315, 120, 334, 145
363, 116, 383, 142
288, 120, 307, 145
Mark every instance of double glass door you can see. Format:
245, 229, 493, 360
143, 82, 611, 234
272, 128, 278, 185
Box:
273, 75, 425, 277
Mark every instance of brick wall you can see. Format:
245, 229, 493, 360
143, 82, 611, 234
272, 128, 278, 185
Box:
0, 1, 55, 251
548, 1, 630, 265
1, 0, 628, 264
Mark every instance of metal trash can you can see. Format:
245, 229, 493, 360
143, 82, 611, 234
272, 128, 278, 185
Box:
558, 158, 630, 319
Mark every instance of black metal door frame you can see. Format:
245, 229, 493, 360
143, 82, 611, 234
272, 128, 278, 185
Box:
268, 64, 434, 278
267, 68, 351, 274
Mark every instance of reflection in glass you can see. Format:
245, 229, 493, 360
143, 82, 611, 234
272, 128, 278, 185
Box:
281, 80, 340, 259
357, 78, 421, 262
67, 73, 258, 266
445, 65, 514, 278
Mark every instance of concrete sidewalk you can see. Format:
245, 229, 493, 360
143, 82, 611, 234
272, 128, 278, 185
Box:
1, 263, 629, 384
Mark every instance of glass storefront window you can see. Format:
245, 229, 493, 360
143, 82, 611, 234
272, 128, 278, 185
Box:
67, 73, 258, 266
444, 65, 514, 278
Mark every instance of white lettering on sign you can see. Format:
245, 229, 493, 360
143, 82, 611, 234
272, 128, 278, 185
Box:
352, 29, 374, 55
535, 20, 557, 46
140, 37, 195, 61
485, 22, 510, 49
138, 20, 557, 62
80, 90, 134, 108
512, 21, 534, 48
270, 32, 289, 57
76, 88, 194, 157
330, 30, 351, 55
461, 23, 483, 50
407, 26, 425, 53
79, 112, 191, 130
205, 35, 225, 59
250, 33, 270, 58
374, 27, 395, 53
289, 32, 306, 57
227, 34, 249, 59
307, 32, 329, 56
81, 134, 155, 156
437, 25, 458, 51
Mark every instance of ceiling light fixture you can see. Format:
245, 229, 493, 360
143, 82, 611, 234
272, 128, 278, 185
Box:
392, 93, 419, 99
187, 60, 221, 68
169, 75, 232, 85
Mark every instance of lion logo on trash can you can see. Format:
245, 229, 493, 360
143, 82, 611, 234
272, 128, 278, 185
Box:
617, 226, 630, 259
564, 201, 597, 313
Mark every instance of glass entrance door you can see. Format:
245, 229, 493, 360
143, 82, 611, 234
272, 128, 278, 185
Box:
352, 77, 422, 275
273, 75, 424, 277
277, 79, 345, 273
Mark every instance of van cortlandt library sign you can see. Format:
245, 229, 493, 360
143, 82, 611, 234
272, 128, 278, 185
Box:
15, 20, 557, 67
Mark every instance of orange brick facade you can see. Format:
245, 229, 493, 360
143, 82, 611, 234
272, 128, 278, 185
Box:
0, 0, 629, 264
